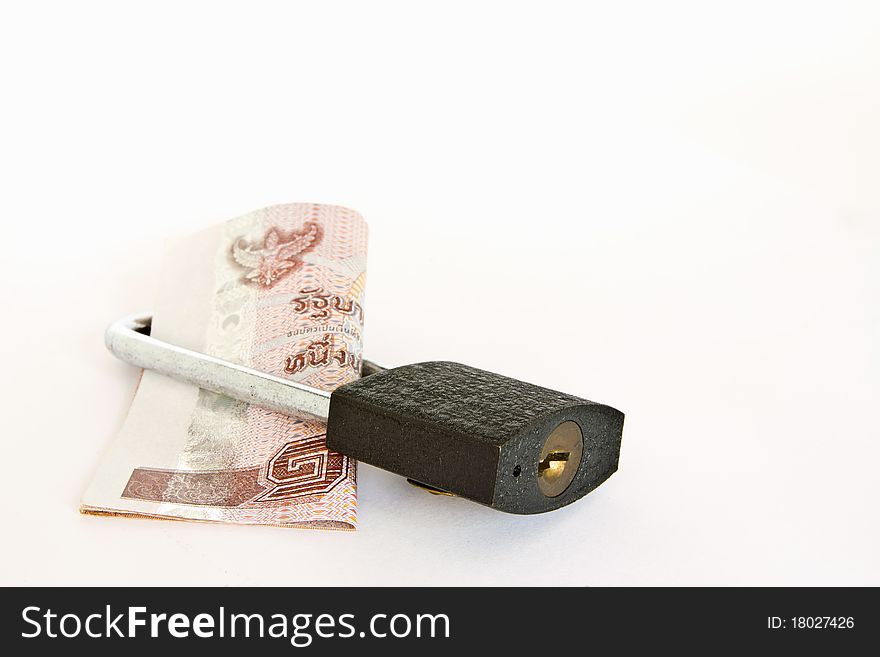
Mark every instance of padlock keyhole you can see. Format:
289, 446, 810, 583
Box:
538, 450, 570, 481
537, 421, 584, 498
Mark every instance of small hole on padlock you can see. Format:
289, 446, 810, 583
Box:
512, 465, 521, 477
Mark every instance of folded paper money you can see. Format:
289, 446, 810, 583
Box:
82, 203, 368, 529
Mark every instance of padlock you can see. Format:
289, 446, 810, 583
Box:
106, 314, 624, 514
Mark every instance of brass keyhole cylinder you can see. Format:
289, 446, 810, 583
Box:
537, 421, 584, 497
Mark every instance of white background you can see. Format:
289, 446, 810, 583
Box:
1, 1, 877, 585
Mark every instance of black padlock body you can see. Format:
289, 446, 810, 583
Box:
326, 361, 624, 514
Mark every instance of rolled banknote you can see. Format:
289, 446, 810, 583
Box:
82, 203, 368, 529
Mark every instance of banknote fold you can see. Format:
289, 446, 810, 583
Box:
82, 203, 368, 530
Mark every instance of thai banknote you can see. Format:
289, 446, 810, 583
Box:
81, 203, 368, 529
